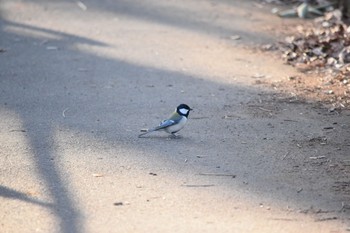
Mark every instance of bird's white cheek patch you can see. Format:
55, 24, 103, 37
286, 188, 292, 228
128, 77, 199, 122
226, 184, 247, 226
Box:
179, 108, 188, 115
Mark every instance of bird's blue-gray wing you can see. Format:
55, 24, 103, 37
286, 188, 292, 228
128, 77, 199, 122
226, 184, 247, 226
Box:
153, 119, 176, 131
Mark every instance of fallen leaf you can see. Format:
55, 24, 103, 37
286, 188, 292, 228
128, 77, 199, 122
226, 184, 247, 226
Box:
230, 35, 241, 40
46, 46, 58, 50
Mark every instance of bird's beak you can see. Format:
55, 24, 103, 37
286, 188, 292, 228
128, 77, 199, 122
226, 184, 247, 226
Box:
190, 108, 193, 111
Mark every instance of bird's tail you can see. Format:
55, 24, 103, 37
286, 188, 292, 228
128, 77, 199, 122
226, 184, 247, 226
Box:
138, 128, 155, 138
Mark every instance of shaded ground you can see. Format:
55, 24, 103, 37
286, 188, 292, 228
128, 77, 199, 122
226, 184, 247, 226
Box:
0, 0, 350, 232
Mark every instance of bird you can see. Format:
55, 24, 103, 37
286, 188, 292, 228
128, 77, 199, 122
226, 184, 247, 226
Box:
138, 104, 192, 138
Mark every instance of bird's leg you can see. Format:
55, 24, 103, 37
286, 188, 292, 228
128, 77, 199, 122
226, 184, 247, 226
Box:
170, 133, 182, 139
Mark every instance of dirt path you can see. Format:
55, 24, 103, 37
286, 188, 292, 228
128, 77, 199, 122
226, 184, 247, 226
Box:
0, 0, 349, 232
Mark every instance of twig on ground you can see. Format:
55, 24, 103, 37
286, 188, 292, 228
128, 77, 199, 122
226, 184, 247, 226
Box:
315, 216, 337, 222
258, 107, 274, 112
62, 108, 69, 118
282, 151, 291, 160
198, 173, 236, 178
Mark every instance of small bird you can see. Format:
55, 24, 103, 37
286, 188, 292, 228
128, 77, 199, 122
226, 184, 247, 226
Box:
138, 104, 192, 138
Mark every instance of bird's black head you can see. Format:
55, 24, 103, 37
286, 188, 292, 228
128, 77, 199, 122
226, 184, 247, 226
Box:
176, 104, 192, 117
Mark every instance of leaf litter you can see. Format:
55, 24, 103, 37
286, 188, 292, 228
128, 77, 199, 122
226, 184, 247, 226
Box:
275, 9, 350, 109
